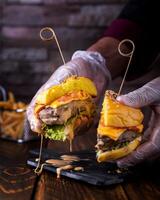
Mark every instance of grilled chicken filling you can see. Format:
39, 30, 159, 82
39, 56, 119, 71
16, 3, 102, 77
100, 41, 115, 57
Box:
39, 99, 95, 125
96, 131, 141, 151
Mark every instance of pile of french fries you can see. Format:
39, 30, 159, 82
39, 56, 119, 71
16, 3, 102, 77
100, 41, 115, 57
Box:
0, 92, 28, 140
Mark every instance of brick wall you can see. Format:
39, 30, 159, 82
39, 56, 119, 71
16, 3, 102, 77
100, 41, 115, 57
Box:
0, 0, 126, 102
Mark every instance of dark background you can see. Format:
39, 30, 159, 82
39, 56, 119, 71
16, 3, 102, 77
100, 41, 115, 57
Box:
0, 0, 126, 102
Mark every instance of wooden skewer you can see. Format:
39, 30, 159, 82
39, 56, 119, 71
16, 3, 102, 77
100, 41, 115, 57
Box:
34, 134, 44, 175
34, 27, 67, 175
117, 39, 135, 96
40, 27, 66, 65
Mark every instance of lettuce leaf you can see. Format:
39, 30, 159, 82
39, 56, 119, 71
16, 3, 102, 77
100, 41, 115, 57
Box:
42, 115, 77, 141
43, 124, 66, 141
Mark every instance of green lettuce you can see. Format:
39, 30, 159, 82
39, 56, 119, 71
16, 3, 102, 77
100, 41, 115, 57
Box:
43, 124, 66, 141
42, 116, 76, 141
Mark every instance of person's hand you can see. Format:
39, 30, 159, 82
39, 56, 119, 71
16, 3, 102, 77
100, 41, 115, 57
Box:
116, 77, 160, 167
27, 50, 111, 133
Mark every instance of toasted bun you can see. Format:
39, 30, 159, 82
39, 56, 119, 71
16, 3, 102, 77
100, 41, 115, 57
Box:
103, 90, 144, 128
97, 136, 141, 162
36, 76, 97, 105
34, 104, 45, 116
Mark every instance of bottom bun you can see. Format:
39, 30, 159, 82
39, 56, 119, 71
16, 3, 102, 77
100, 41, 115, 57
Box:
97, 136, 142, 162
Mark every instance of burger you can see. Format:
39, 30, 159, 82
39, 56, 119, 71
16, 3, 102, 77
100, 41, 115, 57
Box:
96, 90, 144, 162
34, 76, 97, 143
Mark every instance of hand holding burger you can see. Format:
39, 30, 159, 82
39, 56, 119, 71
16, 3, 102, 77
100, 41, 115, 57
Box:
96, 90, 144, 162
27, 50, 111, 134
117, 77, 160, 167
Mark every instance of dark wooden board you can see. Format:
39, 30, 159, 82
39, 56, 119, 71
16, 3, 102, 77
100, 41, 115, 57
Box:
27, 148, 133, 186
1, 125, 160, 200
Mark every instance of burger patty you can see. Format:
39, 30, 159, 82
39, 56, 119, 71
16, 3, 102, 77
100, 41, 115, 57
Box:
96, 131, 141, 151
39, 99, 94, 125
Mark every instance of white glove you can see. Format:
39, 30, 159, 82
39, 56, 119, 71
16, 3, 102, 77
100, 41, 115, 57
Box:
27, 50, 111, 133
116, 77, 160, 167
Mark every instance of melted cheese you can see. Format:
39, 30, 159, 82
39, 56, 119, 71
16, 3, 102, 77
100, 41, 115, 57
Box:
98, 125, 126, 141
98, 117, 126, 140
98, 114, 143, 141
128, 124, 143, 133
34, 104, 45, 115
50, 90, 90, 108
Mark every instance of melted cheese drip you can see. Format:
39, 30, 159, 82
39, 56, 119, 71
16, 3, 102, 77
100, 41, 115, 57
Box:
45, 159, 70, 166
70, 140, 73, 152
56, 165, 73, 179
74, 167, 84, 171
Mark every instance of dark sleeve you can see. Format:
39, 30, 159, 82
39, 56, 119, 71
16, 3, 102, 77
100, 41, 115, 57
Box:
104, 0, 160, 78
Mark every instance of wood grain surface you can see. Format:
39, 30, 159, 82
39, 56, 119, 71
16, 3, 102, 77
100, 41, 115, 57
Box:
1, 126, 160, 200
0, 139, 39, 200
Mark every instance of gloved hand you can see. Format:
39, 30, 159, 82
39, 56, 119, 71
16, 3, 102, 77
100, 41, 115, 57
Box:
116, 77, 160, 167
27, 50, 111, 133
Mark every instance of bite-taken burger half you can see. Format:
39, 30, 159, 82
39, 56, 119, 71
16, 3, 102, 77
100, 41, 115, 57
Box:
96, 90, 144, 162
34, 76, 97, 142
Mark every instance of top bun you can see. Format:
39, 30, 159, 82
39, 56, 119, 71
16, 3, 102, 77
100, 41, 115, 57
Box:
103, 90, 144, 128
36, 76, 97, 105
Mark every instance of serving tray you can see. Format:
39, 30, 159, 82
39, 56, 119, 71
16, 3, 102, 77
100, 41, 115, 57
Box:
27, 149, 135, 186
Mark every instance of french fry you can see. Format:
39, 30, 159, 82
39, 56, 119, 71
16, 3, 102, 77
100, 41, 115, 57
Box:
17, 102, 27, 109
0, 102, 12, 109
13, 104, 18, 110
3, 112, 24, 119
0, 112, 3, 124
15, 122, 24, 138
8, 92, 15, 103
0, 91, 27, 140
3, 126, 15, 136
4, 120, 20, 129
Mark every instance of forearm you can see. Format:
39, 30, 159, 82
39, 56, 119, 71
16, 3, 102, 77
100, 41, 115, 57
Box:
87, 37, 129, 78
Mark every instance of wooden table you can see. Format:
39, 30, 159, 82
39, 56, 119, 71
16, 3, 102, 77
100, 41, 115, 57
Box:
1, 129, 160, 200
